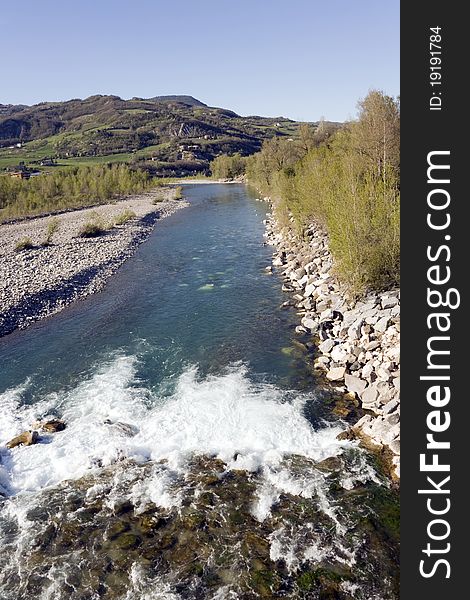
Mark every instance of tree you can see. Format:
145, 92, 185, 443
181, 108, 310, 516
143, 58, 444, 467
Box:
298, 123, 316, 153
351, 90, 400, 181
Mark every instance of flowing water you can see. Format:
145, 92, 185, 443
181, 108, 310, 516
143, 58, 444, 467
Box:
0, 185, 399, 599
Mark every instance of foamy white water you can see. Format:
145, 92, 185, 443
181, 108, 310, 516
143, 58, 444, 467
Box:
0, 355, 350, 499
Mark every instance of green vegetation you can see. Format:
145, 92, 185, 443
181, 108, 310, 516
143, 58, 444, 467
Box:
0, 164, 153, 221
79, 219, 107, 238
15, 237, 34, 251
210, 153, 247, 179
113, 209, 136, 226
43, 217, 60, 245
0, 95, 327, 178
173, 185, 184, 200
247, 91, 400, 293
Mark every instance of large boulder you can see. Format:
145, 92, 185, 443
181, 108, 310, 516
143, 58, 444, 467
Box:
318, 338, 335, 354
330, 344, 348, 364
381, 296, 399, 309
301, 316, 317, 332
344, 374, 367, 396
374, 316, 390, 333
326, 366, 346, 381
360, 384, 379, 408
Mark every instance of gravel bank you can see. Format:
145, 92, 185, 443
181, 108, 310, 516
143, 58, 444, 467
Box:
261, 201, 401, 479
0, 188, 189, 337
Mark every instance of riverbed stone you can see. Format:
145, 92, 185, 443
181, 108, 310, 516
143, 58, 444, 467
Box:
344, 374, 367, 396
374, 316, 390, 333
347, 319, 363, 340
301, 316, 317, 332
326, 366, 346, 381
381, 296, 399, 309
0, 190, 188, 338
330, 344, 348, 364
360, 384, 379, 407
318, 338, 335, 354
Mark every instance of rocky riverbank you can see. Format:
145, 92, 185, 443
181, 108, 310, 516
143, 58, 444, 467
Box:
263, 209, 400, 478
0, 188, 188, 337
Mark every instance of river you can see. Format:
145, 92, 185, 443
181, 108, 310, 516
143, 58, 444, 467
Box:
0, 184, 399, 599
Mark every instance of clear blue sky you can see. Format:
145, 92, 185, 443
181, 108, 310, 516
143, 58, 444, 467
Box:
0, 0, 399, 122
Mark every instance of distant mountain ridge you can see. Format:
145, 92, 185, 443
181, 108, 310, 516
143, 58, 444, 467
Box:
0, 94, 311, 176
146, 95, 208, 107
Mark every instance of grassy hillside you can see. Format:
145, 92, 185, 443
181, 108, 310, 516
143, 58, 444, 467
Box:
0, 95, 314, 176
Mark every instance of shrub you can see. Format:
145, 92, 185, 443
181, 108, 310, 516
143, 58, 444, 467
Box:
173, 185, 184, 200
15, 237, 34, 251
79, 221, 106, 237
114, 209, 136, 226
43, 217, 60, 245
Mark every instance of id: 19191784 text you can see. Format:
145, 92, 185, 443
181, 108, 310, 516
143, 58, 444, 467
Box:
429, 26, 443, 111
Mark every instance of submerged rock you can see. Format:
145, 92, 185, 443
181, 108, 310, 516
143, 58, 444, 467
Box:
0, 454, 399, 599
337, 429, 357, 441
103, 419, 138, 437
32, 419, 66, 433
6, 430, 39, 449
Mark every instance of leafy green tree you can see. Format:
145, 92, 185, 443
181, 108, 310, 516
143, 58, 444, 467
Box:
210, 153, 247, 179
246, 90, 400, 293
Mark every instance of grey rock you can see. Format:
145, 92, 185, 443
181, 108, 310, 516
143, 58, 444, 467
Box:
365, 340, 381, 351
347, 319, 363, 340
384, 412, 400, 426
376, 366, 391, 382
301, 316, 317, 331
318, 338, 335, 354
326, 366, 346, 381
381, 296, 399, 309
361, 384, 379, 406
344, 374, 368, 395
382, 399, 399, 415
355, 414, 373, 429
293, 266, 306, 280
374, 316, 390, 333
304, 282, 317, 297
330, 344, 348, 363
362, 362, 374, 379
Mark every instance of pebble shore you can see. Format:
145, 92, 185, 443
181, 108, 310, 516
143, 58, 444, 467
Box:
0, 189, 188, 337
263, 205, 400, 478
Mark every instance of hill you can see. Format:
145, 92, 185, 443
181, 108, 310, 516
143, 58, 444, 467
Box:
0, 95, 307, 177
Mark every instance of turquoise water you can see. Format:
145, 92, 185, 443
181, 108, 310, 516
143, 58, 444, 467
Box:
0, 184, 304, 399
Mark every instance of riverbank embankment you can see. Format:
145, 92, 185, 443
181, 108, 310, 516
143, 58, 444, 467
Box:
263, 206, 400, 478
